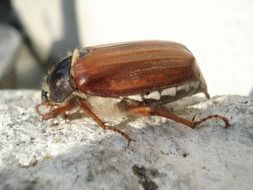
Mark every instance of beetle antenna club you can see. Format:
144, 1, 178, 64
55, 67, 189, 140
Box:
36, 41, 230, 145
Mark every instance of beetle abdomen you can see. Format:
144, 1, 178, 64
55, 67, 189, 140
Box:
73, 41, 208, 99
122, 80, 201, 104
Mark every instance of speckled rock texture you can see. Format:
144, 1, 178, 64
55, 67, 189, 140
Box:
0, 90, 252, 190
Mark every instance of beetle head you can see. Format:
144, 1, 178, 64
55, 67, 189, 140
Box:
42, 55, 74, 104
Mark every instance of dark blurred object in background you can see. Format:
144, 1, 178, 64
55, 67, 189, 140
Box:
0, 0, 43, 89
0, 0, 12, 23
0, 0, 79, 89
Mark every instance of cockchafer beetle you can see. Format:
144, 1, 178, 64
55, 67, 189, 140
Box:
36, 41, 230, 145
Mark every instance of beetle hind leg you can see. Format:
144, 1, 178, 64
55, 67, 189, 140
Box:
192, 114, 229, 128
126, 105, 230, 129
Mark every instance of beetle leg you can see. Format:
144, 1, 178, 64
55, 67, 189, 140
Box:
192, 114, 230, 128
36, 102, 77, 120
126, 105, 229, 129
78, 100, 135, 146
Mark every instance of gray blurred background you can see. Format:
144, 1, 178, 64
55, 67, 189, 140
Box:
0, 0, 252, 96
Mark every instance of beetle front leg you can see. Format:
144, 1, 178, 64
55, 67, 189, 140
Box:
126, 105, 230, 129
78, 100, 135, 146
36, 102, 77, 120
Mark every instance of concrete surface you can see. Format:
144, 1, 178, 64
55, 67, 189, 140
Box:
0, 90, 253, 190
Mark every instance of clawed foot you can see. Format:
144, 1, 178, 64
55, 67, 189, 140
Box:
192, 114, 230, 129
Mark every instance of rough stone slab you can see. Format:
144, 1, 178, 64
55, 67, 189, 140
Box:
0, 90, 253, 190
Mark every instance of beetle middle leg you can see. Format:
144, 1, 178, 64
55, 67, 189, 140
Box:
78, 100, 135, 146
125, 104, 230, 129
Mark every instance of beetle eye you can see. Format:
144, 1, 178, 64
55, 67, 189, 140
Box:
41, 90, 49, 101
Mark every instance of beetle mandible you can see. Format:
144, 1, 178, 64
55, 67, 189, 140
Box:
36, 41, 229, 145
